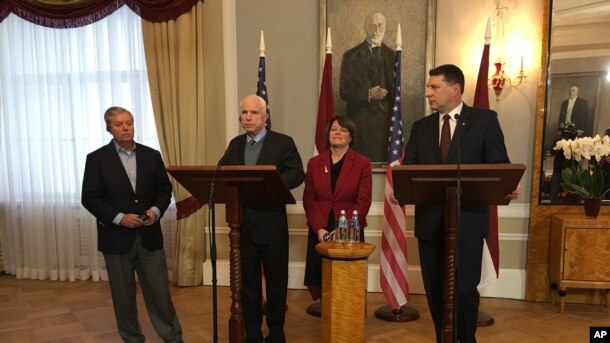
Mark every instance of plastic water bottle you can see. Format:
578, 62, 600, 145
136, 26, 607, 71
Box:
350, 209, 360, 244
336, 210, 348, 244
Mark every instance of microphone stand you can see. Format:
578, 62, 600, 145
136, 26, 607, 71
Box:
208, 162, 224, 343
453, 113, 462, 343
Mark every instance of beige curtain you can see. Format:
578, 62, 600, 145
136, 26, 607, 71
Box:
142, 1, 206, 286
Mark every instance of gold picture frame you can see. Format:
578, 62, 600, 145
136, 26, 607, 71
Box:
319, 0, 437, 165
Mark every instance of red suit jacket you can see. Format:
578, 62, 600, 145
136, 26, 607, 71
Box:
303, 149, 372, 233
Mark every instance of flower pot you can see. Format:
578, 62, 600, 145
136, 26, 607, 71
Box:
583, 198, 602, 219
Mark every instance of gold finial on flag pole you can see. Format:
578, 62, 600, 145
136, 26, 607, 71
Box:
259, 30, 266, 57
325, 27, 332, 54
396, 23, 402, 51
484, 17, 492, 45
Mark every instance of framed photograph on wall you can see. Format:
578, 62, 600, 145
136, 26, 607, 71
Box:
319, 0, 437, 165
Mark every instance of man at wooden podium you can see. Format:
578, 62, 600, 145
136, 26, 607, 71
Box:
218, 95, 305, 343
402, 64, 518, 343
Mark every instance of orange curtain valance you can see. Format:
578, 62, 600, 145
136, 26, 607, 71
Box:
0, 0, 202, 28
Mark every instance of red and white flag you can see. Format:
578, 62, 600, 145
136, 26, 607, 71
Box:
307, 28, 335, 300
313, 28, 335, 157
474, 18, 500, 286
380, 26, 409, 308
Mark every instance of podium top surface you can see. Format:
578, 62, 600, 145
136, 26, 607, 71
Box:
166, 165, 296, 205
392, 163, 526, 206
315, 242, 375, 260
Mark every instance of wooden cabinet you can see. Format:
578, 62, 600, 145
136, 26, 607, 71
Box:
549, 215, 610, 312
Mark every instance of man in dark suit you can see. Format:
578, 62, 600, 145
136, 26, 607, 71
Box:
402, 65, 518, 343
340, 12, 395, 163
558, 85, 590, 136
81, 106, 182, 342
218, 95, 304, 343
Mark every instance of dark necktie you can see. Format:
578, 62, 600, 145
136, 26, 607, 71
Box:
372, 46, 380, 60
249, 139, 256, 146
440, 114, 451, 162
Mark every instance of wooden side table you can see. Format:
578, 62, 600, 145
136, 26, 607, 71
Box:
315, 241, 375, 343
549, 215, 610, 313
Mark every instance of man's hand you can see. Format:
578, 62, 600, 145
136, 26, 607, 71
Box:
142, 210, 157, 226
369, 86, 388, 100
120, 211, 157, 228
120, 213, 145, 228
505, 183, 522, 201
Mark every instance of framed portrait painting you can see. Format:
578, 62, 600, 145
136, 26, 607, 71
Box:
540, 71, 610, 204
543, 72, 605, 155
319, 0, 436, 165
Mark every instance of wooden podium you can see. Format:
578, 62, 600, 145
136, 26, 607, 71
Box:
167, 165, 295, 343
315, 241, 375, 343
392, 163, 525, 343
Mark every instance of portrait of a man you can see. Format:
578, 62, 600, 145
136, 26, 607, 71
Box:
544, 74, 601, 155
323, 0, 433, 165
340, 12, 395, 163
557, 85, 591, 136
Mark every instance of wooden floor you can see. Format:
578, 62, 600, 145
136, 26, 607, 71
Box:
0, 273, 608, 342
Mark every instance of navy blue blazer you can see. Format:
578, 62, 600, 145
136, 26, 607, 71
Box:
81, 141, 172, 254
404, 104, 510, 240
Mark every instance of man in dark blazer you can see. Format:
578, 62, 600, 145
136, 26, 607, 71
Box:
403, 65, 518, 343
81, 107, 182, 342
340, 12, 395, 163
558, 85, 590, 136
218, 95, 304, 343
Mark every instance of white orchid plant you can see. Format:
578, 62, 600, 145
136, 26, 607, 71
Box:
553, 135, 610, 199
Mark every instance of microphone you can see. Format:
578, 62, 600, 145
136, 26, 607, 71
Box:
210, 138, 238, 203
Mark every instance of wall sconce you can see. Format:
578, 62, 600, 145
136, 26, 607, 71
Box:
489, 57, 527, 101
488, 0, 527, 101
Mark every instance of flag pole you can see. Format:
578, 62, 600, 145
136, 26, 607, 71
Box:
374, 23, 420, 323
474, 16, 497, 328
259, 30, 265, 57
307, 27, 335, 317
256, 30, 271, 128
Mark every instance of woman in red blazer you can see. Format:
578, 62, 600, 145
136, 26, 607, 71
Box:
302, 116, 372, 305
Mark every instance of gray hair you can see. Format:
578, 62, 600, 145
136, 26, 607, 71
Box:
104, 106, 133, 125
239, 94, 267, 115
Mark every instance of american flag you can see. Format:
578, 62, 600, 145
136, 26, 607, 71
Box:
256, 50, 271, 307
256, 56, 271, 128
380, 49, 409, 309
